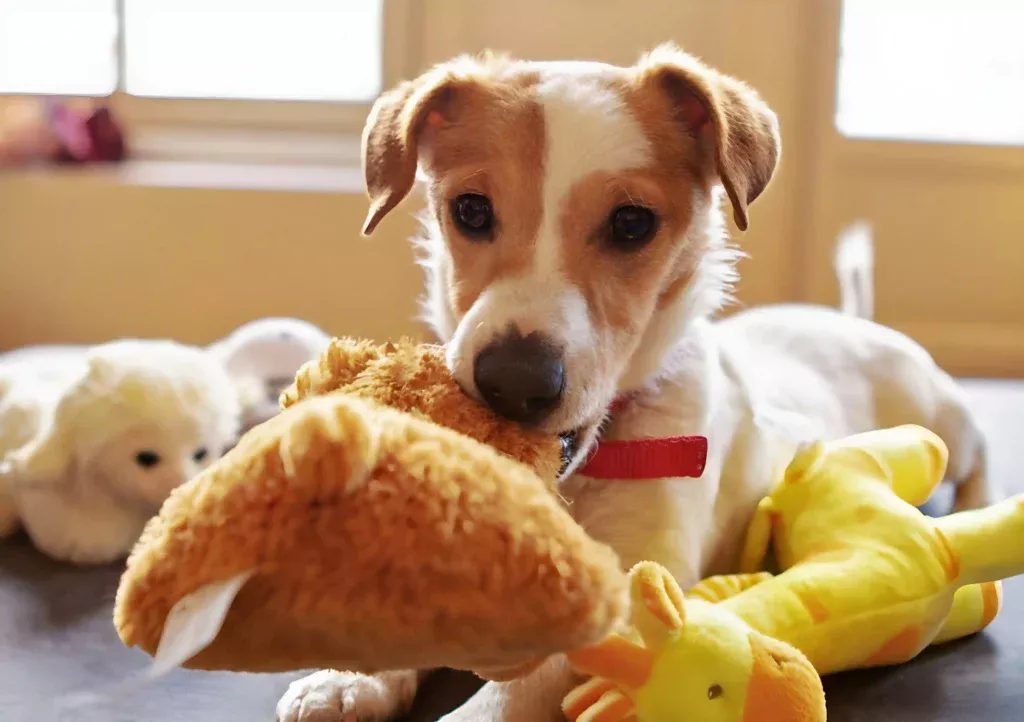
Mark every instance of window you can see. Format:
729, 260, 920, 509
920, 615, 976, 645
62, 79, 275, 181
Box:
123, 0, 382, 102
836, 0, 1024, 146
0, 0, 411, 143
0, 0, 118, 96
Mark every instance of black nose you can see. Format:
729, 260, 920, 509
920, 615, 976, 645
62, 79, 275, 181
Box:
473, 332, 565, 425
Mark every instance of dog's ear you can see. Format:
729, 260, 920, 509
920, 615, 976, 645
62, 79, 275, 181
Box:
635, 44, 781, 231
361, 62, 480, 236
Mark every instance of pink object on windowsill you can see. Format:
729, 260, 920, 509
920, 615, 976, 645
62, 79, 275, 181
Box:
0, 98, 127, 167
48, 100, 127, 163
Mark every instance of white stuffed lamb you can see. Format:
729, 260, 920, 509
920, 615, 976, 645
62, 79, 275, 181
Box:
0, 340, 241, 564
0, 317, 330, 564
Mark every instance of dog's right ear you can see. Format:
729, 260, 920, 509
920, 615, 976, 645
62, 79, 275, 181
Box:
361, 66, 472, 236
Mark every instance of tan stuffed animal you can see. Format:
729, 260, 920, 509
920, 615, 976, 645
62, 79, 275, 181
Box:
115, 339, 628, 679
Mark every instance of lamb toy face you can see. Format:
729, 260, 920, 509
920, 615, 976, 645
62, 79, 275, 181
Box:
0, 339, 242, 564
0, 318, 330, 564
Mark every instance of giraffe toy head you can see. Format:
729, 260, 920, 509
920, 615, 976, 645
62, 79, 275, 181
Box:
564, 562, 826, 722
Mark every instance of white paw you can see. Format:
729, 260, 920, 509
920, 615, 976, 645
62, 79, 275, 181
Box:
277, 671, 412, 722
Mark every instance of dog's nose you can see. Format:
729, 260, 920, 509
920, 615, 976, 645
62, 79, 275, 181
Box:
473, 332, 565, 425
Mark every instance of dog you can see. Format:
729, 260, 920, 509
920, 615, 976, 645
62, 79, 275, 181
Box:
278, 44, 989, 722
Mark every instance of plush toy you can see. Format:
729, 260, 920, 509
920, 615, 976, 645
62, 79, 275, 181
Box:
720, 424, 1021, 674
0, 97, 126, 166
0, 340, 242, 563
114, 339, 628, 678
207, 317, 332, 429
0, 319, 326, 563
565, 424, 1023, 722
563, 561, 825, 722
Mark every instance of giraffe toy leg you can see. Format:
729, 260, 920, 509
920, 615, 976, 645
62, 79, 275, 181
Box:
932, 582, 1003, 646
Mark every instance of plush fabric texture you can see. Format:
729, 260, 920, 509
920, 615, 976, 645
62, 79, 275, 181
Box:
114, 339, 627, 675
563, 561, 826, 722
701, 425, 1024, 675
282, 339, 563, 483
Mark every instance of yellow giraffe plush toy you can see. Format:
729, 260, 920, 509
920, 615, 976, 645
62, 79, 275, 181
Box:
565, 425, 1024, 722
720, 424, 1018, 674
564, 561, 826, 722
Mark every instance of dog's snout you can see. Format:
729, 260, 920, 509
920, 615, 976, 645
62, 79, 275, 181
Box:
473, 333, 565, 425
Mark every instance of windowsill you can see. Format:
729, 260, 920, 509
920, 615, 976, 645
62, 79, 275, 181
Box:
831, 135, 1024, 175
2, 158, 365, 194
0, 127, 367, 194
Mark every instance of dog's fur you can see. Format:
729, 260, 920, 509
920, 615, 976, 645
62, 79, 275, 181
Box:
278, 46, 989, 722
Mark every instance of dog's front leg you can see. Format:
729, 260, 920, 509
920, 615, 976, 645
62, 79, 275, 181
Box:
438, 657, 580, 722
277, 669, 427, 722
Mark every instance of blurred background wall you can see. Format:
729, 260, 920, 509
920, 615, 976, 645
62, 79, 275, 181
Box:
1, 0, 1022, 376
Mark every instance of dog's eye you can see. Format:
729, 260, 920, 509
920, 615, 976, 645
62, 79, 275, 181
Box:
608, 205, 657, 249
451, 193, 495, 240
193, 447, 209, 463
135, 450, 161, 468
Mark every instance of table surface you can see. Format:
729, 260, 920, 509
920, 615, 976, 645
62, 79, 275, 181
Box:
2, 380, 1023, 722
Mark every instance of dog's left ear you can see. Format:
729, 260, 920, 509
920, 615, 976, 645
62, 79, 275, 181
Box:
636, 45, 781, 231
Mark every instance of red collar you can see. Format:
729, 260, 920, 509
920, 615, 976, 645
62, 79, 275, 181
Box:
579, 394, 708, 481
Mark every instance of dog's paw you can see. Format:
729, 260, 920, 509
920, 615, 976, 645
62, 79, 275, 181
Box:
277, 670, 417, 722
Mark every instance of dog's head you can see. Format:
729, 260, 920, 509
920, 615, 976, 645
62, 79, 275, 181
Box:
361, 44, 780, 468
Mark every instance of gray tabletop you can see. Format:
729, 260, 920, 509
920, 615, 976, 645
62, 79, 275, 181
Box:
1, 527, 1022, 722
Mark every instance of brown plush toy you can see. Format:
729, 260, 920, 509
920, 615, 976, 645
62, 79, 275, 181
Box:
114, 339, 627, 679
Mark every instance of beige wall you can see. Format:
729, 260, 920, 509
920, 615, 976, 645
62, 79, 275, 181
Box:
0, 0, 806, 348
0, 174, 425, 346
3, 0, 1022, 376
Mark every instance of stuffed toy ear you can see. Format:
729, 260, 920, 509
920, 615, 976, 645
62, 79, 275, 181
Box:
5, 355, 110, 488
629, 561, 687, 650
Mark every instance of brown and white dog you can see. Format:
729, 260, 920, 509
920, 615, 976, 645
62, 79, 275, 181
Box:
278, 45, 989, 722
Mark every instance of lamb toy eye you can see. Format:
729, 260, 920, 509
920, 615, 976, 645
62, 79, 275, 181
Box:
135, 450, 161, 468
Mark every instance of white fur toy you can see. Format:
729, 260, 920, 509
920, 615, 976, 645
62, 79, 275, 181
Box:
0, 318, 329, 565
0, 340, 242, 564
